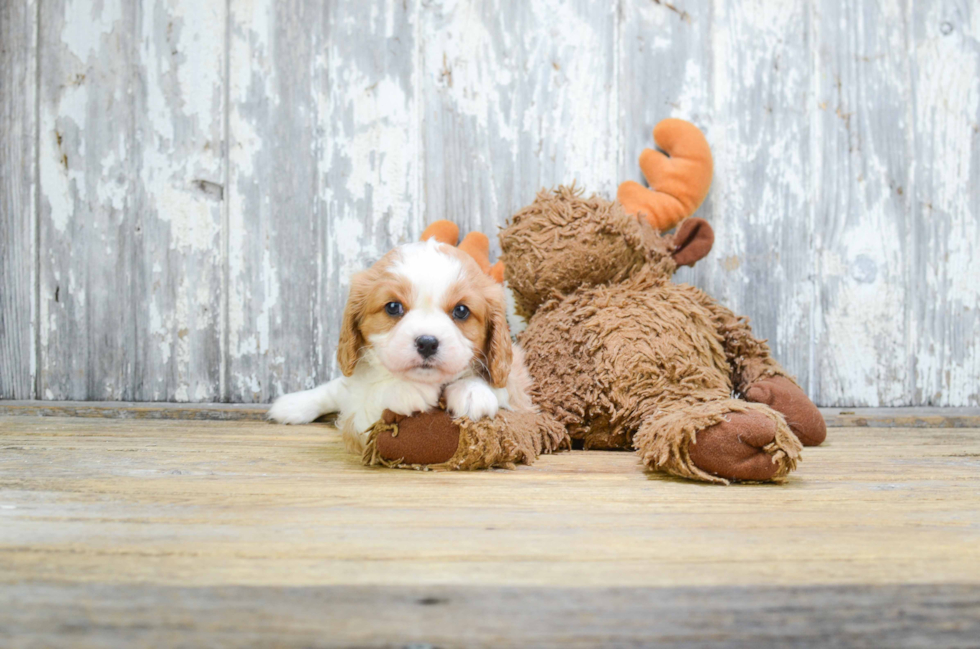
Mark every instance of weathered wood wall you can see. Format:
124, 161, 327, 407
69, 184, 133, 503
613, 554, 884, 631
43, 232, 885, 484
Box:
1, 0, 978, 406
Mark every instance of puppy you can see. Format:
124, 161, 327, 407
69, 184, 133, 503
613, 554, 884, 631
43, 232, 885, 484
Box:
267, 238, 533, 452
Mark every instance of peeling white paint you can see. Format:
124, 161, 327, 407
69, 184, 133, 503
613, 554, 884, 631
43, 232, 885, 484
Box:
16, 0, 980, 406
61, 0, 121, 61
157, 186, 220, 251
40, 84, 87, 233
910, 3, 980, 406
335, 72, 413, 226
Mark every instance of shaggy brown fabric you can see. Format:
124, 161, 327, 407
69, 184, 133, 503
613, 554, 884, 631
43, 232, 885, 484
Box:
500, 186, 820, 484
363, 408, 569, 471
744, 376, 827, 446
499, 185, 675, 319
705, 299, 787, 392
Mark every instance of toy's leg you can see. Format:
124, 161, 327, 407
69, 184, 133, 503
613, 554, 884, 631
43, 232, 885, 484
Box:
633, 399, 802, 484
702, 299, 827, 447
743, 377, 826, 446
363, 409, 569, 470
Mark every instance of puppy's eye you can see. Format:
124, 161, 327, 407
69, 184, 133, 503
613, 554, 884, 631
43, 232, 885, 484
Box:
452, 304, 470, 320
384, 301, 404, 317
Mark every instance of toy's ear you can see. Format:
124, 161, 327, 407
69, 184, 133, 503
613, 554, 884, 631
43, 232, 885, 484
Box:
672, 218, 714, 267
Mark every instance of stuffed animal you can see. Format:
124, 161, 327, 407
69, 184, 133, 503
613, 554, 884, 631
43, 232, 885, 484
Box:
364, 119, 825, 484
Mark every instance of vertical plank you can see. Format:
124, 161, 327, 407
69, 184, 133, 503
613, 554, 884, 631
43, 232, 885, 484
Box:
135, 0, 226, 401
227, 0, 420, 401
812, 0, 913, 406
0, 0, 38, 399
619, 0, 712, 183
620, 0, 814, 395
909, 1, 980, 407
37, 0, 226, 401
420, 0, 618, 254
701, 0, 813, 395
318, 0, 421, 380
226, 0, 326, 401
37, 0, 140, 399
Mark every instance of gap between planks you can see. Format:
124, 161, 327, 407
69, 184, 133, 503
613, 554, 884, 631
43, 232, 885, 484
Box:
1, 400, 979, 428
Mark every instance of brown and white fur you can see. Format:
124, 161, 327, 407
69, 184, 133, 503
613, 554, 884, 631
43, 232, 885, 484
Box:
267, 238, 533, 452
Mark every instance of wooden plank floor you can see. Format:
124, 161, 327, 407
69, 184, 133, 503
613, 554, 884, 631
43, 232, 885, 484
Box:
1, 416, 979, 647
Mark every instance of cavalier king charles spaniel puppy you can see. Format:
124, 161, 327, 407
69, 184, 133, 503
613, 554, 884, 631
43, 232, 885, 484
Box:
267, 238, 532, 452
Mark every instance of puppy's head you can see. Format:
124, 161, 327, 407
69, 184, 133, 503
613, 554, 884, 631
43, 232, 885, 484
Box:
337, 239, 512, 387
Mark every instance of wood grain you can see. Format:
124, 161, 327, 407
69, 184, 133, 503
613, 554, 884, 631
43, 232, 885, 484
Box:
0, 417, 978, 645
35, 0, 225, 401
5, 401, 980, 428
909, 1, 980, 406
421, 0, 618, 253
225, 0, 326, 403
0, 0, 37, 399
625, 0, 815, 395
0, 400, 272, 420
812, 0, 914, 407
226, 0, 419, 403
36, 0, 139, 400
1, 417, 979, 589
132, 0, 226, 402
1, 582, 977, 648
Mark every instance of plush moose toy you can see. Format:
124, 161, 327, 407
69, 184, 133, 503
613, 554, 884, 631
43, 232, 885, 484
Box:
364, 119, 825, 484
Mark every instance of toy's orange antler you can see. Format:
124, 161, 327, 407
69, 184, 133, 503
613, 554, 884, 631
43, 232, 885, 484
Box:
421, 220, 503, 283
421, 220, 459, 246
458, 232, 491, 274
488, 261, 505, 283
617, 118, 713, 232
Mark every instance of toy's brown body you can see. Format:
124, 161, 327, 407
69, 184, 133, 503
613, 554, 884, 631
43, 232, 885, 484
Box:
496, 186, 825, 484
365, 120, 825, 484
522, 269, 768, 450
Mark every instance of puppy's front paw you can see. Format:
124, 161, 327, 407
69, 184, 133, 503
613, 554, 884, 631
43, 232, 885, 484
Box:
445, 380, 499, 421
267, 390, 323, 424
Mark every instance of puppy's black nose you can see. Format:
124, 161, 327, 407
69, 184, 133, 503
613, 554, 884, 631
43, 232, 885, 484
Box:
415, 335, 439, 359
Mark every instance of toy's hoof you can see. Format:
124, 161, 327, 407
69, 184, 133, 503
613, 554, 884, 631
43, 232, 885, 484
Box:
375, 409, 461, 465
688, 411, 783, 482
744, 376, 826, 446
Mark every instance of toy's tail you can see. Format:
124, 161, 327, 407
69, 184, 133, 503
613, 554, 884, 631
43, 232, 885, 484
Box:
617, 118, 713, 232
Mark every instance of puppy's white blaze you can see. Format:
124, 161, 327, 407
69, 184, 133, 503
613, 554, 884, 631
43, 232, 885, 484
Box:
377, 239, 473, 383
390, 239, 463, 309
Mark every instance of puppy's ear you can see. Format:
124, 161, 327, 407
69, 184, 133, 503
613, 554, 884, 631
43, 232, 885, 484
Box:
484, 285, 513, 388
337, 272, 368, 376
